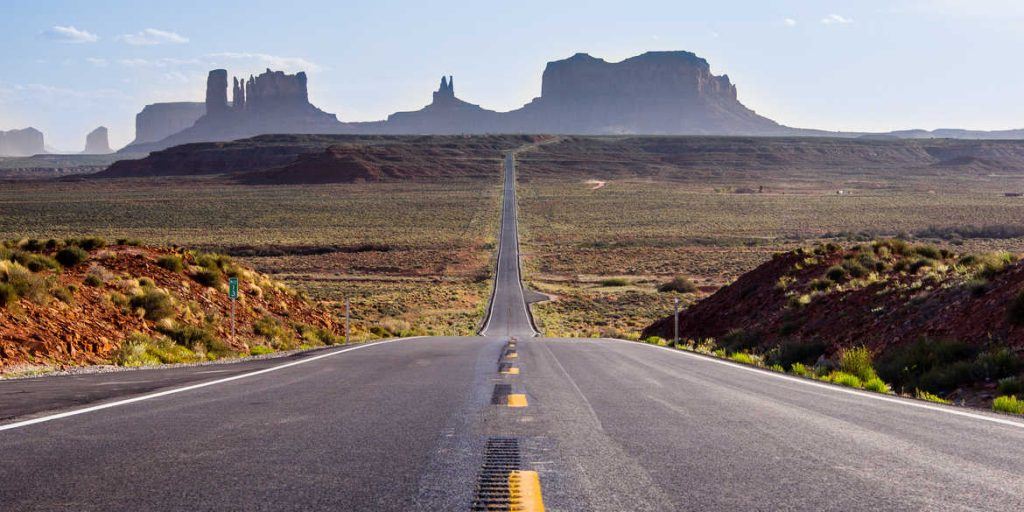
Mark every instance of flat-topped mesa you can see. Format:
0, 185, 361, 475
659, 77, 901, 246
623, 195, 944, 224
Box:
246, 69, 310, 110
0, 127, 45, 157
84, 126, 112, 154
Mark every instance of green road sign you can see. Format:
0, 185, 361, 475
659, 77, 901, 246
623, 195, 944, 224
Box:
228, 277, 239, 300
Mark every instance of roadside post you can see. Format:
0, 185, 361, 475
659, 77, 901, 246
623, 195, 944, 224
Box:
344, 298, 350, 344
229, 277, 238, 342
673, 296, 680, 346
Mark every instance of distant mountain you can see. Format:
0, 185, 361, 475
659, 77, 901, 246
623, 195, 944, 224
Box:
83, 126, 112, 154
0, 128, 45, 157
115, 51, 1024, 153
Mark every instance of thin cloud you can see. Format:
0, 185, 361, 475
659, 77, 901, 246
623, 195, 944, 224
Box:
42, 25, 99, 43
85, 57, 108, 67
207, 52, 324, 73
784, 18, 797, 27
117, 28, 189, 45
821, 14, 854, 25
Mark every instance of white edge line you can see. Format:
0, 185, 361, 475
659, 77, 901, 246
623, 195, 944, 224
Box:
0, 336, 423, 432
598, 338, 1024, 429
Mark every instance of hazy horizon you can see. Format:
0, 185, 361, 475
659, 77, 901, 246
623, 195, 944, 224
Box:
3, 0, 1024, 150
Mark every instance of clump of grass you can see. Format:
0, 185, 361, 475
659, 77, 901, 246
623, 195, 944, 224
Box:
156, 254, 184, 273
191, 268, 222, 287
914, 389, 951, 404
115, 332, 199, 366
766, 339, 826, 369
599, 277, 630, 287
55, 247, 89, 267
129, 288, 176, 321
84, 274, 104, 287
729, 352, 757, 365
51, 286, 75, 304
249, 345, 275, 356
17, 253, 60, 272
254, 315, 298, 349
768, 363, 785, 372
295, 323, 342, 345
789, 362, 812, 377
0, 283, 17, 308
658, 276, 697, 293
993, 395, 1024, 415
828, 371, 863, 388
863, 377, 891, 394
0, 260, 49, 304
839, 346, 878, 382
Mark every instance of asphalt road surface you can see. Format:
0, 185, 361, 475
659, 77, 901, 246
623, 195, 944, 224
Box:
2, 151, 1023, 511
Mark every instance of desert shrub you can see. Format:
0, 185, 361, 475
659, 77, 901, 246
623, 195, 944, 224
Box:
974, 348, 1023, 380
909, 258, 936, 273
842, 261, 870, 279
156, 254, 184, 273
658, 276, 698, 293
913, 245, 942, 259
825, 266, 847, 283
828, 371, 863, 388
769, 363, 785, 372
55, 247, 89, 267
809, 278, 832, 291
965, 278, 989, 297
766, 340, 827, 368
51, 286, 74, 303
115, 238, 142, 246
83, 274, 104, 287
0, 283, 17, 308
863, 377, 891, 394
295, 323, 342, 345
599, 277, 630, 287
129, 288, 176, 321
839, 347, 878, 382
17, 253, 60, 272
254, 315, 298, 349
0, 261, 48, 304
997, 376, 1024, 397
719, 328, 760, 352
1008, 290, 1024, 325
138, 277, 155, 288
157, 323, 231, 356
643, 336, 664, 345
915, 389, 951, 404
993, 395, 1024, 415
77, 237, 107, 250
195, 252, 243, 278
191, 268, 222, 287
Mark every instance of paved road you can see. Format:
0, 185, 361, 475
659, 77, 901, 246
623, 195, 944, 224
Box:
479, 152, 537, 338
2, 150, 1024, 510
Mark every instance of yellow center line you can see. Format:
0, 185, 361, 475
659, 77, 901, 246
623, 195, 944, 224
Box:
509, 470, 545, 511
507, 352, 518, 359
507, 394, 528, 407
501, 367, 520, 375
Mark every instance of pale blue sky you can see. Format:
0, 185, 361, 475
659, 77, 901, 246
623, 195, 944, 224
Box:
2, 0, 1023, 150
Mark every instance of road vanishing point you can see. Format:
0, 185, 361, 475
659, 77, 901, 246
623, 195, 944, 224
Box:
2, 152, 1024, 511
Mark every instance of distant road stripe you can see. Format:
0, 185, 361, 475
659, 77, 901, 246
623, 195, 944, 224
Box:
507, 394, 529, 408
502, 367, 521, 375
0, 337, 423, 432
509, 470, 545, 511
604, 338, 1024, 429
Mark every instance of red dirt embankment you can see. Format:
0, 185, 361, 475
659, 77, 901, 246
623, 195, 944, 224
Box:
642, 241, 1024, 355
1, 243, 337, 370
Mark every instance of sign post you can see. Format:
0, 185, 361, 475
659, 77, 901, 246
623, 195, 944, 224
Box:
673, 296, 680, 346
229, 277, 239, 343
344, 298, 350, 344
